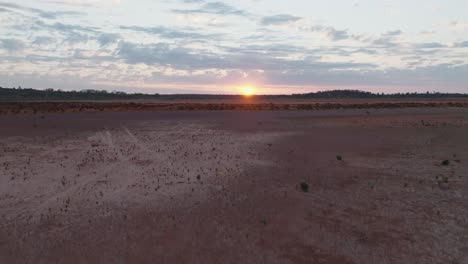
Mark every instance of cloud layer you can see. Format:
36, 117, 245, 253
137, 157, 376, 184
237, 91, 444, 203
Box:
0, 0, 467, 94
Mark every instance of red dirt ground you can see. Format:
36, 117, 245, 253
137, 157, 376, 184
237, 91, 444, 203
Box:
1, 107, 468, 263
1, 98, 468, 114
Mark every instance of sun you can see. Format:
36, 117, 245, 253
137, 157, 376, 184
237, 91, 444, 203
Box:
241, 86, 256, 97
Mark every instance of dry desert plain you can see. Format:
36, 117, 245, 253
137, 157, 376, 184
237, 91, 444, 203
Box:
1, 99, 468, 263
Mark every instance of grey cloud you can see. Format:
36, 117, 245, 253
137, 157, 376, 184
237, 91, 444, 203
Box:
112, 39, 466, 89
0, 2, 83, 19
221, 43, 314, 56
180, 0, 206, 2
353, 48, 378, 55
72, 49, 114, 61
306, 25, 352, 41
120, 26, 223, 40
401, 55, 424, 61
34, 20, 98, 33
2, 1, 466, 93
97, 33, 120, 46
413, 42, 446, 49
325, 28, 351, 41
32, 36, 56, 45
116, 41, 374, 72
263, 63, 468, 89
117, 41, 224, 69
0, 38, 26, 52
25, 54, 70, 63
65, 32, 90, 44
221, 43, 379, 58
4, 39, 468, 92
41, 1, 96, 7
372, 36, 399, 48
260, 15, 302, 26
32, 20, 98, 44
387, 63, 468, 87
382, 30, 402, 36
368, 30, 404, 48
454, 41, 468, 48
171, 1, 248, 16
3, 52, 109, 64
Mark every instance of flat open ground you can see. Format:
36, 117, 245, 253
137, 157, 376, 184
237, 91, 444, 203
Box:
1, 97, 468, 114
1, 106, 468, 263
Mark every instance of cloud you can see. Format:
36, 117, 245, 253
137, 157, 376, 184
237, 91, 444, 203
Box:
324, 28, 351, 41
260, 15, 302, 26
28, 20, 99, 44
1, 0, 468, 94
0, 38, 26, 52
180, 0, 206, 3
97, 33, 120, 46
371, 30, 402, 47
117, 41, 225, 69
64, 32, 90, 44
120, 25, 223, 40
42, 0, 121, 7
34, 20, 98, 33
454, 41, 468, 48
116, 41, 375, 72
413, 42, 446, 49
0, 2, 83, 19
171, 1, 248, 16
382, 30, 402, 36
303, 25, 353, 41
260, 62, 468, 90
32, 36, 56, 45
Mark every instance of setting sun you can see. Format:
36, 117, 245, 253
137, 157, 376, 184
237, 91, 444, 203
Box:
242, 86, 256, 97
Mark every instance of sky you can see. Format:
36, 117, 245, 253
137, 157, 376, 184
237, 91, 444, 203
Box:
0, 0, 468, 94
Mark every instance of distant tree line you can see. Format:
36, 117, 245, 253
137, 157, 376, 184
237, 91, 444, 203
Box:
291, 90, 468, 99
0, 87, 467, 101
0, 87, 161, 101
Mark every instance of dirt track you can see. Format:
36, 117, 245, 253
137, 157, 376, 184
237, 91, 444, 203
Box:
1, 108, 468, 263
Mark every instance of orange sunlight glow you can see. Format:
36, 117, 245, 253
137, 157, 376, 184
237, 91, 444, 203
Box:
241, 86, 256, 97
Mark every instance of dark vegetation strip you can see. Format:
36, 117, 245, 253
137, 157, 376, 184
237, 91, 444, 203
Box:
1, 101, 468, 114
1, 87, 468, 101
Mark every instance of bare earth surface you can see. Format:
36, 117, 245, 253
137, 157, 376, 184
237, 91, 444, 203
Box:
1, 108, 468, 263
1, 98, 468, 114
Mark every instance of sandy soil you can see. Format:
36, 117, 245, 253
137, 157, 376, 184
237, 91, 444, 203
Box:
1, 108, 468, 263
